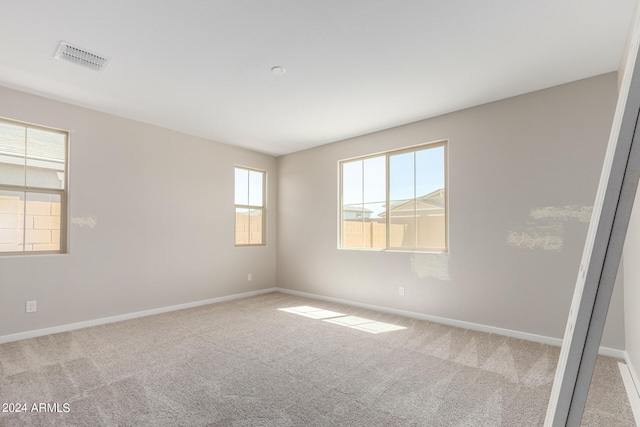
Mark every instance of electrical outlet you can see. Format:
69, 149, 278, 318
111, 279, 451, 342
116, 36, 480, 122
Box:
398, 287, 405, 297
248, 273, 252, 281
26, 300, 37, 313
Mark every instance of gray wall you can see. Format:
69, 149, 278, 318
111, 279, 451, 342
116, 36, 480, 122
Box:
277, 73, 625, 349
0, 85, 277, 337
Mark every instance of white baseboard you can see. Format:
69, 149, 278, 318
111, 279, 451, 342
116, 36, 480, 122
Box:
275, 287, 625, 358
0, 287, 277, 344
599, 346, 627, 359
1, 286, 625, 360
626, 354, 640, 398
619, 359, 640, 426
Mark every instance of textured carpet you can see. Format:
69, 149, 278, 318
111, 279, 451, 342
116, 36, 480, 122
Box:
0, 292, 634, 426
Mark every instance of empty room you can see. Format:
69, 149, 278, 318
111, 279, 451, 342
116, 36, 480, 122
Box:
2, 1, 640, 426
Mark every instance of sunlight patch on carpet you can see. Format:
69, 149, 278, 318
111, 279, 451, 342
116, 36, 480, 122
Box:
278, 306, 407, 334
278, 306, 345, 319
324, 316, 407, 334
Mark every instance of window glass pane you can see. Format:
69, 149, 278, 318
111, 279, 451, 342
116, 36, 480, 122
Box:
248, 170, 263, 207
23, 192, 60, 252
389, 151, 415, 202
364, 202, 386, 249
342, 204, 364, 221
389, 216, 416, 249
339, 141, 447, 252
235, 167, 266, 245
388, 151, 418, 249
342, 209, 363, 248
235, 167, 249, 205
363, 201, 386, 221
249, 208, 263, 244
0, 119, 67, 254
342, 202, 386, 249
363, 156, 385, 203
342, 160, 363, 205
0, 121, 26, 186
415, 146, 445, 249
26, 128, 66, 189
0, 189, 25, 252
416, 146, 444, 197
417, 212, 446, 249
235, 207, 250, 245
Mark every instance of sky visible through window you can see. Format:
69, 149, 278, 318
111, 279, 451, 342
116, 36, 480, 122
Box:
235, 167, 263, 206
342, 145, 444, 217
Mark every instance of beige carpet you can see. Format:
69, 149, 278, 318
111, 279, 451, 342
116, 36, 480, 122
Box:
0, 292, 634, 426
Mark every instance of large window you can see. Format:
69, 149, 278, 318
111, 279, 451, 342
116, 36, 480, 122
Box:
235, 166, 266, 246
0, 118, 68, 254
340, 141, 447, 252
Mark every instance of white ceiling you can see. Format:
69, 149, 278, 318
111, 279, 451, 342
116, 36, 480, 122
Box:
0, 1, 637, 156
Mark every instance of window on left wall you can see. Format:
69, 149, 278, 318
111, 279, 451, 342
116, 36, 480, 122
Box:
0, 118, 68, 254
235, 166, 266, 246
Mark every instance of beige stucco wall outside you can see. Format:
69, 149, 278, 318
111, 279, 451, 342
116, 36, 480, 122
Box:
0, 196, 61, 252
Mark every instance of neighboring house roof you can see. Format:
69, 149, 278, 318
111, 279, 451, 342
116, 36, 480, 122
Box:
0, 122, 66, 169
379, 188, 445, 217
342, 205, 374, 214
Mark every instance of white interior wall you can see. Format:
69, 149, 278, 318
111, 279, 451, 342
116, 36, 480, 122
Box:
277, 73, 625, 349
0, 85, 277, 338
0, 73, 627, 351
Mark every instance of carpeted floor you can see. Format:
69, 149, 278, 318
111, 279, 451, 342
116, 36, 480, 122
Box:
0, 292, 635, 426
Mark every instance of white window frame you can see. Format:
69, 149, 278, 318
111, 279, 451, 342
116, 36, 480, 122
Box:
339, 140, 448, 253
0, 117, 69, 255
234, 166, 266, 246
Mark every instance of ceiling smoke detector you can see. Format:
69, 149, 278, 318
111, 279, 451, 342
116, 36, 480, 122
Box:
54, 42, 110, 72
271, 66, 286, 75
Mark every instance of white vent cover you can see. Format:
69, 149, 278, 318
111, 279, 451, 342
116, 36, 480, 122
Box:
54, 42, 109, 71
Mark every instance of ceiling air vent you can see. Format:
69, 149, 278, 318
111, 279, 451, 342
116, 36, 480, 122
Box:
54, 42, 109, 72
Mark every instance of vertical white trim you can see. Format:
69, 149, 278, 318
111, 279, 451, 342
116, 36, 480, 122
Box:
545, 3, 640, 424
619, 361, 640, 425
